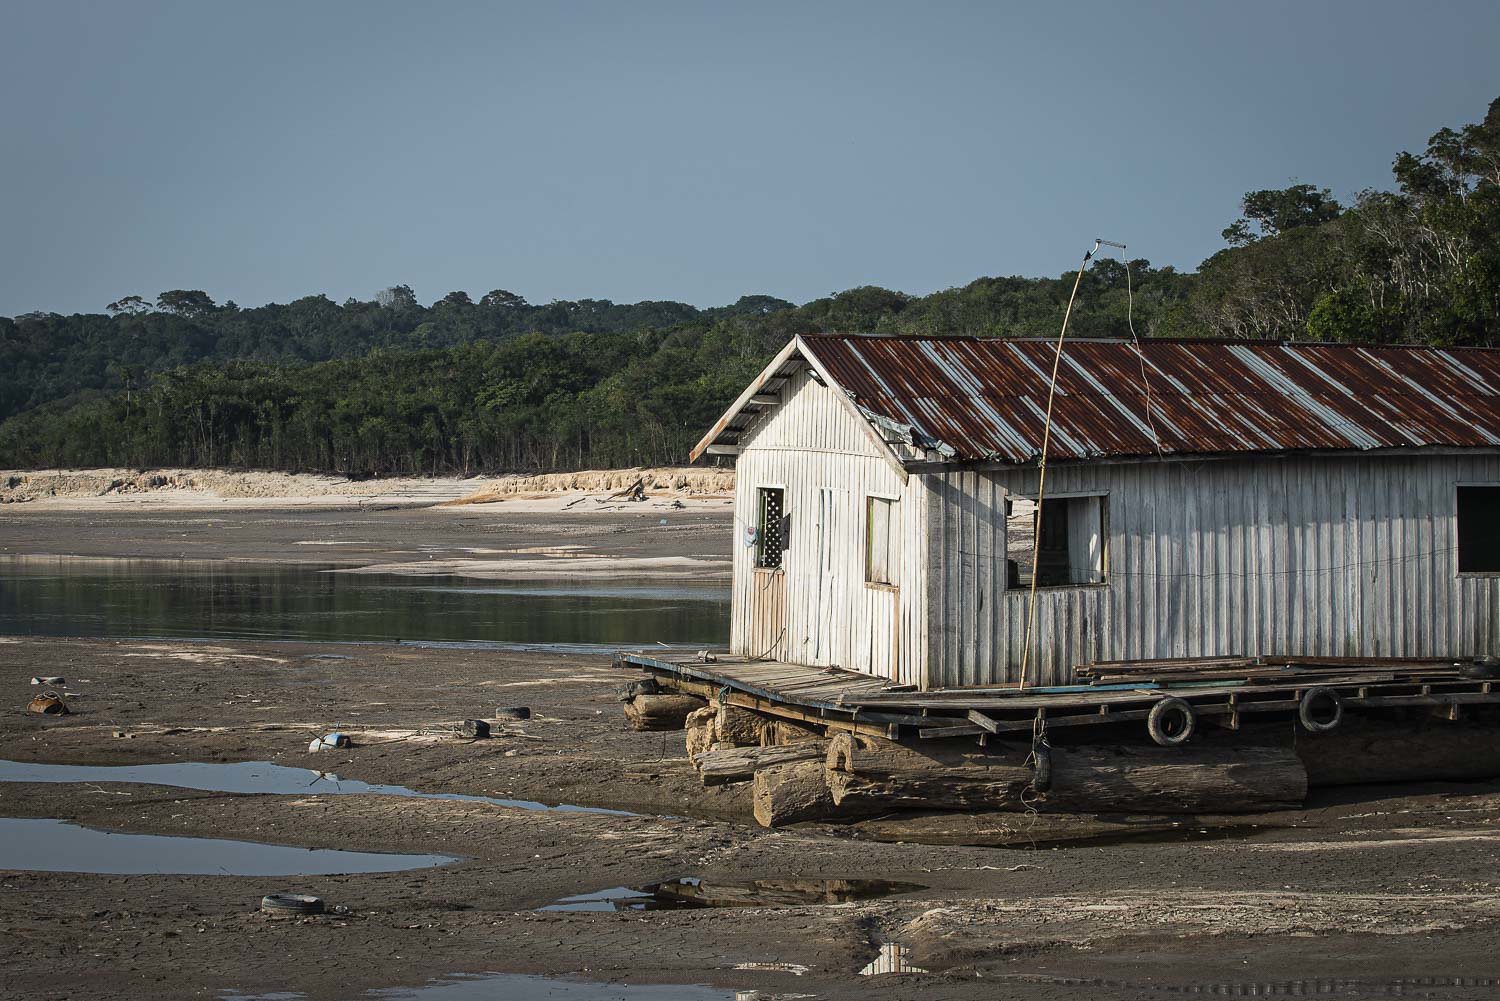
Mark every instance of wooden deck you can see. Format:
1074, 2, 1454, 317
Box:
615, 652, 905, 737
615, 650, 1500, 742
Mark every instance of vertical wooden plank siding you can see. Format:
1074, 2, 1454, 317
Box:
922, 454, 1500, 689
728, 366, 924, 683
728, 370, 1499, 690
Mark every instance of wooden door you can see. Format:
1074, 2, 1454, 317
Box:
748, 569, 786, 660
808, 487, 840, 664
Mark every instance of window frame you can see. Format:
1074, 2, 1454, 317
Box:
754, 484, 786, 572
1456, 482, 1500, 577
1004, 489, 1110, 591
864, 493, 901, 590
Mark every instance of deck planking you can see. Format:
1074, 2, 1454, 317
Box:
614, 650, 1500, 741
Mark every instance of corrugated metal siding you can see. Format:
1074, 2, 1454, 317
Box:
803, 335, 1500, 463
925, 454, 1500, 687
730, 368, 926, 684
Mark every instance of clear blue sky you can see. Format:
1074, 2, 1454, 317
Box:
3, 0, 1497, 316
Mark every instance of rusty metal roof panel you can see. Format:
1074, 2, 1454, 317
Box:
800, 335, 1500, 464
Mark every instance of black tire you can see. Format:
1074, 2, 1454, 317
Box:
1460, 659, 1500, 680
1147, 697, 1196, 747
261, 894, 324, 916
1031, 743, 1053, 793
616, 678, 660, 703
494, 706, 532, 720
1298, 687, 1343, 733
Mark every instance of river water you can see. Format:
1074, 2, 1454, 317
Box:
0, 558, 729, 651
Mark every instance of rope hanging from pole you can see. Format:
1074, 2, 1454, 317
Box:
1018, 240, 1102, 690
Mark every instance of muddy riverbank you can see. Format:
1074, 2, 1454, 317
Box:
3, 635, 1500, 1000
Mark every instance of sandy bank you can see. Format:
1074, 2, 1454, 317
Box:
337, 554, 729, 581
0, 487, 733, 578
0, 466, 734, 512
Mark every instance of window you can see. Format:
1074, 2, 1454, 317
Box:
866, 496, 900, 585
1006, 494, 1106, 588
1458, 486, 1500, 573
756, 487, 786, 569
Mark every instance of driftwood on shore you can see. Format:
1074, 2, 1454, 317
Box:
622, 693, 706, 731
693, 740, 829, 786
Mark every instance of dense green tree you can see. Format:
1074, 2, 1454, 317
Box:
105, 294, 150, 315
155, 289, 218, 317
479, 289, 527, 308
1222, 184, 1344, 246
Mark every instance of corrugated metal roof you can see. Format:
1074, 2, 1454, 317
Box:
797, 335, 1500, 464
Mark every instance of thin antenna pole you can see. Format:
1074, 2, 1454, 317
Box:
1018, 243, 1095, 690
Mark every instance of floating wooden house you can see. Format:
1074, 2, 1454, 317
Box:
691, 335, 1500, 690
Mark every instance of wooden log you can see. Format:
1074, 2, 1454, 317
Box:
827, 734, 1306, 814
714, 704, 772, 747
752, 761, 837, 827
622, 693, 706, 731
765, 719, 824, 746
1296, 720, 1500, 786
825, 734, 1032, 810
684, 706, 718, 763
694, 740, 829, 786
827, 732, 1025, 775
1041, 745, 1307, 814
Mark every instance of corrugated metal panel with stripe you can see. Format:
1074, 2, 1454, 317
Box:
802, 336, 1500, 464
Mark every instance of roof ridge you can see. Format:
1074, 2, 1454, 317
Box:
799, 332, 1500, 351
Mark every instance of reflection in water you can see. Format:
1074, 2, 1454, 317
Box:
0, 759, 635, 817
0, 558, 729, 650
0, 817, 457, 875
859, 943, 927, 976
541, 877, 926, 912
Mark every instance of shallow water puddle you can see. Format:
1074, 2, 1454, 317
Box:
0, 759, 635, 817
541, 876, 925, 912
224, 972, 733, 999
858, 943, 927, 976
0, 818, 457, 875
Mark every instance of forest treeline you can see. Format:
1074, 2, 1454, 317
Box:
1, 97, 1496, 475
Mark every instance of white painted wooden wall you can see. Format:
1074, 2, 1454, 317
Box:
729, 367, 927, 686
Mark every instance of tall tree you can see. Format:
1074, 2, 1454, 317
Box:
155, 289, 217, 317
